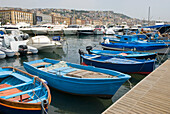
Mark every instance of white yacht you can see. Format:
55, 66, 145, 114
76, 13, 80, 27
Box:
63, 25, 82, 35
32, 24, 55, 35
27, 35, 62, 52
77, 25, 94, 35
0, 45, 15, 57
48, 25, 67, 35
2, 31, 38, 55
93, 25, 106, 35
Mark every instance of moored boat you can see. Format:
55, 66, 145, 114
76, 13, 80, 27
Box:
23, 58, 131, 98
80, 53, 155, 74
85, 46, 157, 59
0, 66, 51, 114
0, 50, 6, 59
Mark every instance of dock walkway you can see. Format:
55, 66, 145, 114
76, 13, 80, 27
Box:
103, 60, 170, 114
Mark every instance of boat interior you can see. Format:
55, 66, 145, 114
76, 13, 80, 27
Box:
0, 68, 48, 103
32, 61, 117, 78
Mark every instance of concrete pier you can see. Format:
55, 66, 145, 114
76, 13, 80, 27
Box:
103, 60, 170, 114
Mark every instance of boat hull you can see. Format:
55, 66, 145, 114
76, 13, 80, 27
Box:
81, 56, 155, 74
90, 50, 157, 59
0, 103, 45, 114
23, 59, 130, 97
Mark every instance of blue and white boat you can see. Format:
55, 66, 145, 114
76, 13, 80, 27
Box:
101, 41, 170, 53
0, 66, 51, 114
80, 54, 155, 74
88, 49, 156, 59
23, 58, 131, 98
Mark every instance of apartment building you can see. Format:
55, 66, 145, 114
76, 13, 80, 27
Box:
0, 10, 33, 25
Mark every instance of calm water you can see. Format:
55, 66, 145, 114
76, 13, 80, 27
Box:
0, 35, 168, 114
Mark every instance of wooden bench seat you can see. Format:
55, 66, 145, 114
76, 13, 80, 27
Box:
0, 84, 30, 102
66, 70, 116, 78
31, 62, 51, 67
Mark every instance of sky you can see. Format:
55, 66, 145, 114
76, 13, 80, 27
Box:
0, 0, 170, 21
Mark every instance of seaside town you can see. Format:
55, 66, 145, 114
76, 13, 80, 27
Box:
1, 7, 169, 26
0, 3, 169, 114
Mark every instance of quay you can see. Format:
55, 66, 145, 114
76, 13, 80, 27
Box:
102, 59, 170, 114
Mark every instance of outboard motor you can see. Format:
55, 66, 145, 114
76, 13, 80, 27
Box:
23, 34, 29, 40
78, 49, 85, 55
86, 46, 93, 54
18, 45, 28, 56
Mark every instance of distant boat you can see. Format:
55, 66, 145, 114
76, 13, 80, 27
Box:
101, 39, 170, 54
63, 25, 82, 35
86, 48, 156, 59
0, 50, 6, 59
0, 66, 51, 114
93, 25, 106, 35
23, 58, 131, 98
80, 53, 155, 74
27, 36, 62, 52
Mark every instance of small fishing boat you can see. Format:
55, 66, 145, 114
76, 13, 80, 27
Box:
85, 46, 156, 59
0, 66, 51, 114
23, 58, 131, 98
80, 53, 155, 74
101, 41, 170, 53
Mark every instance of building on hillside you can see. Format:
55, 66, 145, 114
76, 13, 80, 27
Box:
35, 11, 52, 24
51, 14, 70, 25
0, 10, 33, 25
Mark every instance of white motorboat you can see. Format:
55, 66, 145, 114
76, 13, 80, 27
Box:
28, 36, 62, 52
2, 32, 38, 55
19, 27, 33, 35
93, 25, 106, 35
77, 25, 94, 35
0, 46, 15, 57
63, 25, 82, 35
48, 25, 67, 35
32, 24, 55, 35
105, 25, 116, 35
0, 50, 6, 59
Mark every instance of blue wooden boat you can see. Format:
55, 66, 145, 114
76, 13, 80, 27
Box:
103, 34, 170, 44
85, 46, 156, 59
23, 58, 131, 98
80, 54, 155, 74
101, 41, 170, 52
0, 66, 51, 114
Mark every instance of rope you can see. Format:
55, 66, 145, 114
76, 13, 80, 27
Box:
128, 80, 133, 89
158, 47, 169, 65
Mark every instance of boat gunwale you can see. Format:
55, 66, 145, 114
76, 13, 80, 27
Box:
23, 58, 131, 80
0, 66, 51, 110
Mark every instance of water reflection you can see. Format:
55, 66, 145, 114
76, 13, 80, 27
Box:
0, 35, 168, 114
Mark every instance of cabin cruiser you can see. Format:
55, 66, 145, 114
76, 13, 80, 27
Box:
63, 25, 82, 35
77, 25, 94, 35
2, 22, 30, 34
1, 31, 38, 55
27, 35, 62, 52
93, 25, 106, 35
32, 24, 55, 35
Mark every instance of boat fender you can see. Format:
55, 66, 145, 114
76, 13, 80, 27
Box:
86, 46, 93, 54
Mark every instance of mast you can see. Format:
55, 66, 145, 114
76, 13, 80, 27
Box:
148, 6, 150, 26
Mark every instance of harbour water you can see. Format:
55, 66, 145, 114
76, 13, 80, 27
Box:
0, 35, 168, 114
